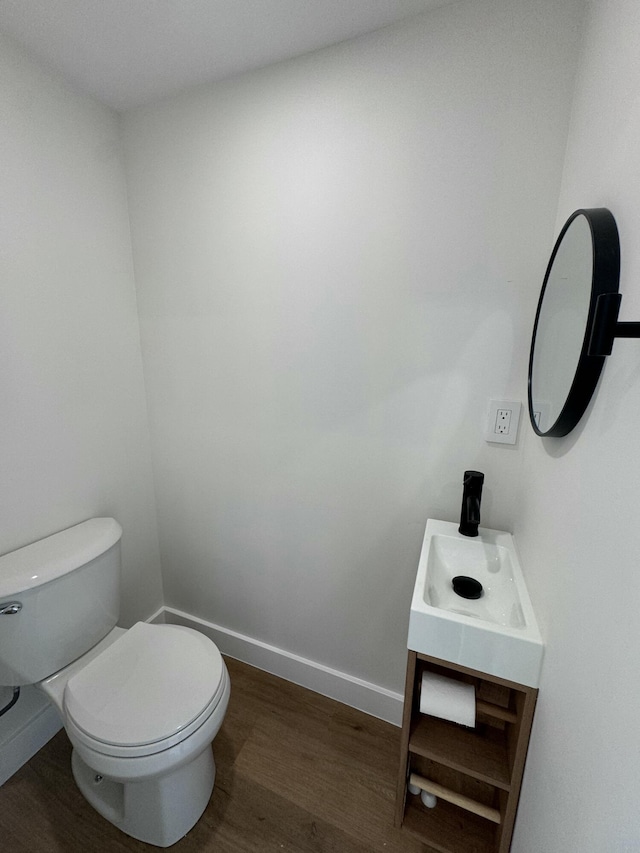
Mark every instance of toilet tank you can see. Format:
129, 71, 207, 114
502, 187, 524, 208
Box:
0, 518, 122, 686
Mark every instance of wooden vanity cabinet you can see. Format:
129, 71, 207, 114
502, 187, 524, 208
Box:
395, 652, 537, 853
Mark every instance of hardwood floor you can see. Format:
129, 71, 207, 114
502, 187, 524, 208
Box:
0, 658, 426, 852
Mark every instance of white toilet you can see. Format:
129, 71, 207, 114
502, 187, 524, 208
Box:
0, 517, 230, 847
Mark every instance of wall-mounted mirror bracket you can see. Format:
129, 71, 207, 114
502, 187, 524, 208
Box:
588, 292, 640, 356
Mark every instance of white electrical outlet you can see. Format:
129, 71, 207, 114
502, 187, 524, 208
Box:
485, 400, 521, 445
495, 408, 512, 434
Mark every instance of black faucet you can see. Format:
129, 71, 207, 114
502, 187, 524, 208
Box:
458, 470, 484, 537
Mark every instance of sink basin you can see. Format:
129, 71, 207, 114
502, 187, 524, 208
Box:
408, 519, 543, 687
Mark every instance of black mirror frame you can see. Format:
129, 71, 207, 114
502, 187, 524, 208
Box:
528, 208, 620, 438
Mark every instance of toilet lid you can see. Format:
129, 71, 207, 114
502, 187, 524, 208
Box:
63, 622, 224, 748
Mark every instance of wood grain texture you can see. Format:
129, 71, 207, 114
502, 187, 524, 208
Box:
0, 657, 423, 852
495, 688, 537, 853
408, 773, 501, 824
402, 799, 495, 853
408, 717, 511, 790
474, 702, 516, 725
397, 652, 538, 852
394, 650, 416, 828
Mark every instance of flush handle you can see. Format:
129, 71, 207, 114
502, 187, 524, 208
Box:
0, 602, 22, 615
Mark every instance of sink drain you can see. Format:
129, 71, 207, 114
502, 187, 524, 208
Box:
452, 575, 483, 600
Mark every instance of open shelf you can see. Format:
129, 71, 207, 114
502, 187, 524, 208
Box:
409, 715, 511, 790
476, 700, 517, 724
403, 797, 496, 853
395, 651, 538, 853
409, 772, 501, 823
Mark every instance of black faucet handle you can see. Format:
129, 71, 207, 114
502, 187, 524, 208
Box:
459, 471, 484, 537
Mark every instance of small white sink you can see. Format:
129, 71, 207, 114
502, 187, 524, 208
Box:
408, 519, 543, 687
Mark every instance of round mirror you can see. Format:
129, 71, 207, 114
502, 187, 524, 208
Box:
528, 208, 620, 437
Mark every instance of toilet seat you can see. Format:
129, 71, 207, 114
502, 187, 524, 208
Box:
63, 622, 226, 758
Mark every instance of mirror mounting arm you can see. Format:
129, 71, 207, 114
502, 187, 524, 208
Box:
588, 292, 640, 356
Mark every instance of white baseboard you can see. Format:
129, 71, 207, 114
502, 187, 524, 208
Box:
0, 605, 403, 788
0, 686, 62, 787
146, 605, 166, 624
157, 606, 404, 726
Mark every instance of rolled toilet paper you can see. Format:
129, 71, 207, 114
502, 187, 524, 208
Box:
420, 671, 476, 727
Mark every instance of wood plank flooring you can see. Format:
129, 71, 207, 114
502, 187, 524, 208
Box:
0, 657, 426, 852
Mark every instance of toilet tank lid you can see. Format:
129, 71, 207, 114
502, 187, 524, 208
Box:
0, 518, 122, 598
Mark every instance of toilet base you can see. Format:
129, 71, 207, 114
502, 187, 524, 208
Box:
71, 745, 215, 848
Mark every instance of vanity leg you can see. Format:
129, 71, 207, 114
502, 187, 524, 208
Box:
496, 688, 537, 852
394, 650, 417, 827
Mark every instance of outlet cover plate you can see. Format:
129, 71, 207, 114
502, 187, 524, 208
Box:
485, 400, 521, 445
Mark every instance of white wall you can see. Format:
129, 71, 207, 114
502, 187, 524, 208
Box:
0, 33, 163, 628
513, 2, 640, 850
122, 0, 582, 693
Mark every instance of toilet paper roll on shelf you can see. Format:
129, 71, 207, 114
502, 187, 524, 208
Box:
420, 671, 476, 727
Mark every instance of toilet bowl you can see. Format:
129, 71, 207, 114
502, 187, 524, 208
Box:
40, 620, 231, 847
0, 518, 230, 848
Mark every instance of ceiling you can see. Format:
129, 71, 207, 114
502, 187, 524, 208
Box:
0, 0, 452, 111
